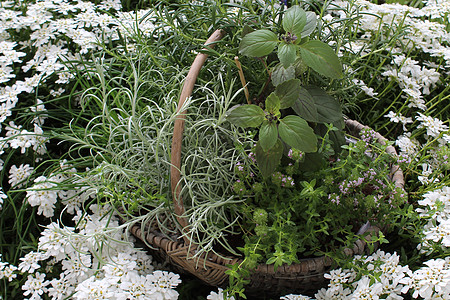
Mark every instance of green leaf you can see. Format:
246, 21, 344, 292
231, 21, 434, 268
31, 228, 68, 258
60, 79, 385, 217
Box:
301, 12, 317, 37
226, 104, 265, 127
278, 115, 317, 152
291, 87, 319, 122
306, 87, 342, 123
259, 120, 278, 151
265, 93, 280, 115
278, 43, 297, 68
255, 140, 283, 178
275, 78, 302, 109
271, 63, 295, 86
239, 29, 279, 57
299, 40, 343, 79
282, 6, 306, 38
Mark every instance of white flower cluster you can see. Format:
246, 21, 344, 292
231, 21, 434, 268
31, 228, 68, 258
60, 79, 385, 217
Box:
281, 250, 450, 299
0, 254, 18, 282
416, 186, 450, 252
18, 205, 181, 300
0, 0, 165, 164
24, 160, 95, 218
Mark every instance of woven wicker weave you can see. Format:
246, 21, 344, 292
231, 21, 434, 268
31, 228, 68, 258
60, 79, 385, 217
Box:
129, 29, 405, 295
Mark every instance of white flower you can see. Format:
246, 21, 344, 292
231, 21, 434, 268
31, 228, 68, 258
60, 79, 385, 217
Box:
30, 99, 47, 126
280, 294, 312, 300
146, 270, 181, 300
0, 261, 17, 282
118, 272, 154, 300
26, 176, 58, 218
351, 276, 384, 299
22, 272, 49, 300
395, 133, 419, 156
384, 111, 413, 131
9, 164, 34, 188
207, 288, 235, 300
73, 277, 117, 300
418, 163, 439, 185
38, 222, 74, 261
62, 254, 92, 284
409, 258, 450, 299
0, 187, 6, 210
18, 251, 48, 273
47, 273, 75, 300
416, 112, 449, 138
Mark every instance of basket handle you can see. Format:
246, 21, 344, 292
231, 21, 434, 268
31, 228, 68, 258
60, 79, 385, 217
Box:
170, 29, 226, 244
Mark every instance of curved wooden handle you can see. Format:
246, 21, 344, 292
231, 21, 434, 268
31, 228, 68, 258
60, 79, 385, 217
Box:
170, 29, 226, 244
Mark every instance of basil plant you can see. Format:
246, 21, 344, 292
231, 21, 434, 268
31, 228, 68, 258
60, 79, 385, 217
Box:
226, 5, 345, 178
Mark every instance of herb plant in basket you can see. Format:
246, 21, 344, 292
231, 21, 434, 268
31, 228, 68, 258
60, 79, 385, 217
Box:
219, 5, 406, 297
126, 4, 406, 299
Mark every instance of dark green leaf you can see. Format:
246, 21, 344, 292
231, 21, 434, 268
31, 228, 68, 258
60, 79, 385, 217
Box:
278, 115, 317, 152
226, 104, 265, 127
282, 6, 306, 38
239, 29, 279, 57
307, 87, 342, 123
291, 87, 318, 122
259, 120, 278, 151
299, 40, 343, 79
274, 78, 302, 109
271, 63, 295, 86
278, 43, 297, 68
301, 12, 317, 37
255, 140, 283, 178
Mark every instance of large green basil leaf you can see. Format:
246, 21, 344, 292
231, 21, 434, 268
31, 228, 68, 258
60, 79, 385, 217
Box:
301, 12, 317, 37
278, 115, 317, 152
226, 104, 265, 127
239, 29, 279, 57
274, 78, 302, 109
282, 6, 306, 38
271, 63, 295, 87
259, 120, 278, 151
265, 93, 280, 115
255, 139, 283, 178
278, 43, 297, 68
299, 40, 343, 79
291, 87, 319, 122
306, 87, 342, 123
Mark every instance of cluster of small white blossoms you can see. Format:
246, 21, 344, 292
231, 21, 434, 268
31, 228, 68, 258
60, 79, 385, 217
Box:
328, 1, 450, 183
17, 204, 181, 299
416, 186, 450, 253
323, 0, 448, 119
0, 0, 163, 210
279, 250, 450, 299
0, 1, 185, 298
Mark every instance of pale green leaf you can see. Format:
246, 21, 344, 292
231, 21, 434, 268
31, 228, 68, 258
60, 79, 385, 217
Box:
226, 104, 265, 127
301, 12, 317, 37
271, 63, 295, 86
259, 120, 278, 151
278, 115, 317, 152
282, 6, 306, 38
278, 43, 297, 68
299, 40, 343, 79
265, 93, 280, 115
239, 29, 279, 57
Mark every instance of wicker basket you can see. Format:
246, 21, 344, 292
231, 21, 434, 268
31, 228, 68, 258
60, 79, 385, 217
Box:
129, 29, 405, 295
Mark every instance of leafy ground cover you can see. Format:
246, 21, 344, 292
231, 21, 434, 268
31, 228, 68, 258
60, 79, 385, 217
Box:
0, 0, 449, 299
